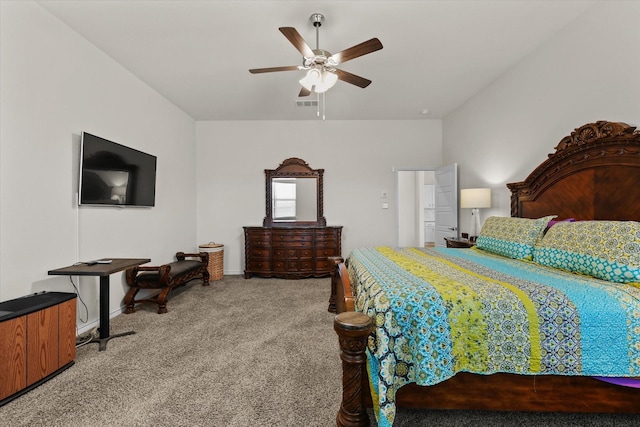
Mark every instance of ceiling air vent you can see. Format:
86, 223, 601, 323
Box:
295, 100, 319, 107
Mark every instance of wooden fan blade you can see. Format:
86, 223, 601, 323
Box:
335, 69, 372, 88
298, 87, 311, 97
279, 27, 315, 58
330, 38, 383, 64
249, 66, 300, 74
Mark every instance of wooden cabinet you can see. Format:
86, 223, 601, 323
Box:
244, 226, 342, 279
0, 292, 76, 406
0, 316, 26, 401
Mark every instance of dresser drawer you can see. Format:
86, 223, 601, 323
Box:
314, 238, 336, 248
250, 248, 271, 258
315, 231, 338, 241
273, 231, 313, 240
274, 248, 313, 259
315, 247, 337, 258
274, 249, 298, 259
246, 228, 271, 236
315, 259, 332, 271
273, 260, 314, 271
247, 259, 271, 271
272, 239, 312, 248
247, 235, 271, 247
299, 260, 313, 270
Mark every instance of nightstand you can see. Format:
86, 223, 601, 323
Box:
444, 237, 475, 248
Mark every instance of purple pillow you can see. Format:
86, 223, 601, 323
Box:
546, 218, 575, 228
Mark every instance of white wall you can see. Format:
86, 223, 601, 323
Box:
196, 120, 442, 274
11, 0, 628, 321
443, 1, 640, 236
0, 2, 197, 330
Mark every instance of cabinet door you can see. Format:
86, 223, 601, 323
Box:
0, 317, 27, 400
58, 299, 76, 367
27, 305, 59, 386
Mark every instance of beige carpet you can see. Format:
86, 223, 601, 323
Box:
1, 275, 639, 426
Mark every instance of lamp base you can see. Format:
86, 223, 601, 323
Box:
470, 208, 481, 240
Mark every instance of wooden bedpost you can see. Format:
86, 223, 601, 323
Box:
334, 312, 373, 427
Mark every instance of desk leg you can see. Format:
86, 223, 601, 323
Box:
99, 276, 110, 340
89, 275, 135, 351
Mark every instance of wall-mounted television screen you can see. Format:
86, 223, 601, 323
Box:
79, 132, 157, 207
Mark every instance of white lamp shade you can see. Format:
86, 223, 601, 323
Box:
460, 188, 491, 209
299, 69, 338, 93
299, 69, 321, 91
314, 71, 337, 93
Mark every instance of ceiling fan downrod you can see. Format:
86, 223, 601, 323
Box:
310, 13, 324, 51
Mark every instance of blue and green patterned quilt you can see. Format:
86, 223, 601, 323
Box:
348, 246, 640, 427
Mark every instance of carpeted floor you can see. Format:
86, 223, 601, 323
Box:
1, 276, 639, 426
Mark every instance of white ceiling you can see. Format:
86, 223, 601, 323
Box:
37, 0, 598, 121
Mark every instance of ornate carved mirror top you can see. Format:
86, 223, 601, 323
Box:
264, 158, 326, 227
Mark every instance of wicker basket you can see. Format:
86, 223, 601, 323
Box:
198, 242, 224, 281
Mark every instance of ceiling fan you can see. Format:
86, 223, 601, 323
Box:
249, 13, 383, 97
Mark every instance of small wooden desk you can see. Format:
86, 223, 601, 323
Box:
48, 258, 150, 351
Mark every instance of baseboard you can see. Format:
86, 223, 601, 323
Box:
76, 304, 128, 335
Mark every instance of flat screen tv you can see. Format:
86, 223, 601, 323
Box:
79, 132, 157, 207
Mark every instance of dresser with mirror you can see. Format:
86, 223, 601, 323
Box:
244, 158, 342, 279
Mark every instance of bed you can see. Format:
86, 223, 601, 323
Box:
331, 120, 640, 427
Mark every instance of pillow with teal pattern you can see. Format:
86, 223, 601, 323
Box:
533, 220, 640, 283
476, 215, 557, 260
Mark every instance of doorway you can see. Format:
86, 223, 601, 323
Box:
396, 164, 458, 248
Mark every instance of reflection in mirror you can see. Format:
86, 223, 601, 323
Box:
272, 178, 317, 222
272, 179, 295, 221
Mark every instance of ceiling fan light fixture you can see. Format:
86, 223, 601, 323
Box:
249, 13, 382, 117
299, 68, 322, 92
299, 68, 337, 93
317, 71, 338, 93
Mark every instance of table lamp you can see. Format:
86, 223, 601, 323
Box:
460, 188, 491, 241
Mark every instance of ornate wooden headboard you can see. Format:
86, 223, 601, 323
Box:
507, 121, 640, 221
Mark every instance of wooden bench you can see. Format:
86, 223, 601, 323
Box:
124, 252, 209, 314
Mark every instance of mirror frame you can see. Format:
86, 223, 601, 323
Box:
264, 158, 326, 227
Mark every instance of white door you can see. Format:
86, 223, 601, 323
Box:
435, 164, 458, 247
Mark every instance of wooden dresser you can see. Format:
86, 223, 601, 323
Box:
244, 226, 342, 279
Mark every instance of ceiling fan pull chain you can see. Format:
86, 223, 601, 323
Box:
322, 92, 326, 121
317, 92, 320, 118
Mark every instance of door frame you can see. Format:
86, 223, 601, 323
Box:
395, 165, 458, 248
